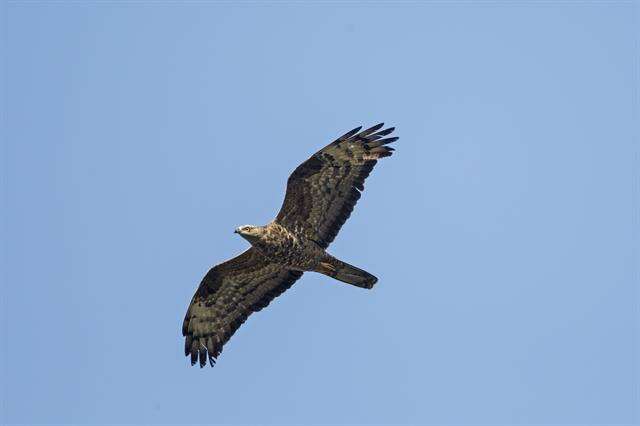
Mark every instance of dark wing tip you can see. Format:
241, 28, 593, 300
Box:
335, 123, 397, 146
184, 336, 192, 356
337, 126, 363, 142
360, 122, 384, 136
185, 337, 219, 368
199, 346, 207, 368
375, 127, 395, 137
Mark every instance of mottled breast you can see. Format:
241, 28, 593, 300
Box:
253, 222, 324, 271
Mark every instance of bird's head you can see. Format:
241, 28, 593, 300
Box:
234, 225, 264, 243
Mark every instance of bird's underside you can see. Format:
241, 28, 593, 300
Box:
182, 123, 398, 367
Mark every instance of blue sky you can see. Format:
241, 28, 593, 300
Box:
2, 1, 637, 424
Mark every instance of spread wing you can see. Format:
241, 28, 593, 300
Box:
276, 123, 398, 249
182, 248, 303, 367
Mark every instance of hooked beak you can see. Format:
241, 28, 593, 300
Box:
234, 229, 239, 234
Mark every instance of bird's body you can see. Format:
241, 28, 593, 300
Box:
183, 123, 398, 367
236, 222, 375, 285
236, 223, 326, 272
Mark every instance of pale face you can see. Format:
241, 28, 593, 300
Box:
234, 224, 262, 243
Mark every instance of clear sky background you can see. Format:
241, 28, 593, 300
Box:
2, 1, 637, 425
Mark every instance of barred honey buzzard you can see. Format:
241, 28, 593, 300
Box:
183, 123, 398, 367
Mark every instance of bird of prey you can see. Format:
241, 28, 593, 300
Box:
182, 123, 398, 367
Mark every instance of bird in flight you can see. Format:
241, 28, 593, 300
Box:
182, 123, 398, 367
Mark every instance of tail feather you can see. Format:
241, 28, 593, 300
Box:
316, 256, 378, 289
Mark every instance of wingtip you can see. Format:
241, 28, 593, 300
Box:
335, 126, 362, 142
352, 125, 364, 133
375, 127, 395, 137
185, 348, 217, 368
360, 122, 385, 137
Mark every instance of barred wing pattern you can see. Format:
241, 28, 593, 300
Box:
182, 248, 303, 367
276, 123, 398, 248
